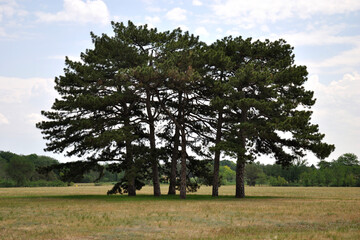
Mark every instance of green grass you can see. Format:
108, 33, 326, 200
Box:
0, 185, 359, 239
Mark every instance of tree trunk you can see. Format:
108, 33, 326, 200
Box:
124, 114, 136, 197
180, 127, 187, 199
235, 109, 247, 198
212, 110, 223, 197
125, 139, 136, 196
150, 123, 161, 196
180, 128, 186, 199
127, 175, 136, 196
178, 90, 187, 200
146, 90, 161, 197
168, 125, 180, 195
235, 158, 245, 198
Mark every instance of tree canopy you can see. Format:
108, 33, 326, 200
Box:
37, 21, 334, 198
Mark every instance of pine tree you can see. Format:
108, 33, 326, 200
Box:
37, 21, 162, 196
219, 37, 335, 198
156, 30, 207, 198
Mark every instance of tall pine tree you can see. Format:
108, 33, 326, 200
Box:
219, 37, 334, 198
37, 21, 163, 196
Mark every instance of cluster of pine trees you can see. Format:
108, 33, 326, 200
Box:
37, 21, 334, 198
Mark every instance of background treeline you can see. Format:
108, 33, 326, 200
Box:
0, 150, 64, 187
0, 151, 121, 187
222, 153, 360, 187
1, 150, 358, 188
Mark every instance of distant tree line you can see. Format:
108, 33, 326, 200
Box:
0, 151, 121, 187
1, 150, 358, 188
218, 153, 360, 187
0, 150, 63, 187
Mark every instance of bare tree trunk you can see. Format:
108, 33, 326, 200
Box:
235, 109, 247, 198
180, 127, 187, 199
168, 125, 180, 195
150, 122, 161, 196
123, 110, 136, 197
125, 138, 136, 196
127, 175, 136, 196
235, 158, 245, 198
212, 110, 223, 197
146, 91, 161, 197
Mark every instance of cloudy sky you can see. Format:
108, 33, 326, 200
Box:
0, 0, 359, 164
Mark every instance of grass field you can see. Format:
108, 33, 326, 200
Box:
0, 185, 359, 240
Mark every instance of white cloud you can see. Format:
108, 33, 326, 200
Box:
165, 7, 187, 21
0, 0, 27, 22
305, 72, 360, 159
211, 0, 360, 28
146, 6, 166, 13
0, 113, 9, 125
0, 76, 55, 104
0, 26, 7, 37
141, 0, 155, 4
302, 43, 360, 75
192, 0, 203, 6
226, 29, 240, 37
269, 25, 360, 47
317, 45, 360, 68
112, 15, 124, 22
260, 25, 270, 33
0, 0, 28, 39
145, 16, 161, 25
0, 0, 16, 22
36, 0, 110, 25
261, 25, 360, 74
194, 26, 209, 37
307, 73, 360, 115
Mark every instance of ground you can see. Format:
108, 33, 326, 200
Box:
0, 185, 359, 239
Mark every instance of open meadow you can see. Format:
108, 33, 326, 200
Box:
0, 185, 359, 240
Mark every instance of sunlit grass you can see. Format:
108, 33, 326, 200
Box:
0, 185, 359, 239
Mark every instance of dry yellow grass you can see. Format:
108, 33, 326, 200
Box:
0, 185, 359, 239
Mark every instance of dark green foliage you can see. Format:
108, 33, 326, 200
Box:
38, 161, 104, 183
37, 21, 165, 195
0, 151, 17, 161
0, 179, 67, 188
6, 156, 35, 186
300, 163, 360, 187
0, 156, 7, 179
245, 163, 264, 186
253, 153, 360, 187
333, 153, 359, 166
205, 36, 334, 197
261, 158, 308, 184
0, 150, 63, 186
0, 150, 139, 187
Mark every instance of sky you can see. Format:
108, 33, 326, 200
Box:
0, 0, 359, 165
